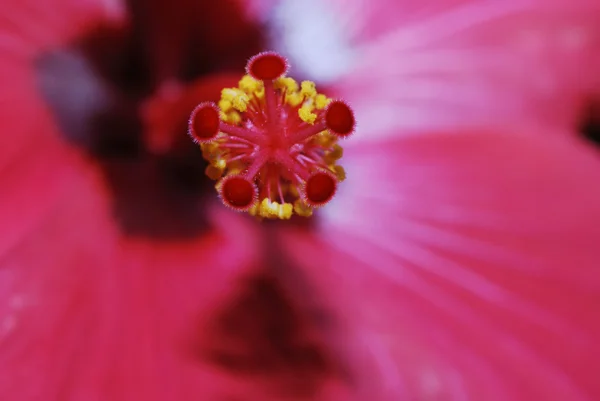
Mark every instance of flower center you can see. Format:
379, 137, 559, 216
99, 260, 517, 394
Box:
188, 51, 355, 220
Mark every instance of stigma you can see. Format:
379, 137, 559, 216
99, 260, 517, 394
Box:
188, 51, 355, 219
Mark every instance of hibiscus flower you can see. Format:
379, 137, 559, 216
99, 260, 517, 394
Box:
1, 0, 600, 401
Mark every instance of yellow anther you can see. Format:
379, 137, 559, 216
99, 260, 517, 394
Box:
333, 165, 346, 181
248, 202, 260, 216
315, 94, 331, 110
286, 92, 304, 107
256, 199, 290, 220
325, 144, 343, 163
224, 111, 242, 125
221, 88, 239, 101
211, 158, 227, 170
201, 142, 219, 159
220, 88, 249, 112
258, 198, 273, 218
238, 75, 262, 94
293, 200, 313, 217
315, 132, 336, 147
205, 165, 224, 180
265, 202, 279, 218
256, 87, 265, 99
201, 142, 218, 153
275, 77, 299, 93
300, 81, 317, 98
299, 104, 317, 124
279, 203, 293, 219
218, 99, 233, 113
232, 94, 249, 112
257, 198, 293, 219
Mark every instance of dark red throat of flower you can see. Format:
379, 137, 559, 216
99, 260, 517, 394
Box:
188, 51, 355, 219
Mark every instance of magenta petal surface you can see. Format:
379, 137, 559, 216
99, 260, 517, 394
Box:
280, 128, 600, 400
0, 58, 269, 399
0, 0, 124, 57
0, 2, 270, 399
318, 0, 600, 140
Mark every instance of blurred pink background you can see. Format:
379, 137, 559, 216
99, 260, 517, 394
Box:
1, 0, 600, 400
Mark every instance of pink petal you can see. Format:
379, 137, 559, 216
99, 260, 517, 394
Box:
0, 58, 268, 399
273, 0, 600, 141
0, 186, 265, 401
239, 0, 279, 22
279, 128, 600, 400
0, 153, 121, 400
0, 0, 125, 57
0, 63, 274, 401
0, 0, 124, 211
0, 5, 271, 399
104, 208, 266, 401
